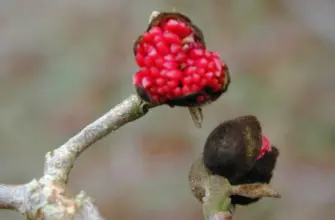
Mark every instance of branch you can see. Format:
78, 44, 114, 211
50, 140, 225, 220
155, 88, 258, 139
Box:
188, 157, 235, 220
43, 94, 150, 183
0, 94, 152, 219
0, 184, 25, 211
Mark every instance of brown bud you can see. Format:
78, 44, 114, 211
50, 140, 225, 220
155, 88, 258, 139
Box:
203, 115, 262, 182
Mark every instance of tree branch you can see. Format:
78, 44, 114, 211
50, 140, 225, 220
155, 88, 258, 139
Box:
43, 94, 150, 183
0, 184, 26, 211
0, 92, 280, 220
0, 94, 152, 219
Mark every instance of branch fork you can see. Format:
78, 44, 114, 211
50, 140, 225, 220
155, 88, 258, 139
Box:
0, 94, 151, 219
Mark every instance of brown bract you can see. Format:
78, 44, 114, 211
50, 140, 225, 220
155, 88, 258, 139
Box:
133, 12, 206, 56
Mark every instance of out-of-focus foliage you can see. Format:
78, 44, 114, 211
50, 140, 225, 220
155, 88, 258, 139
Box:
0, 0, 334, 219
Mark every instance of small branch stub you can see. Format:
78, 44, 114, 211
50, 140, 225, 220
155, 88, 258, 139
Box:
149, 11, 160, 24
188, 107, 203, 128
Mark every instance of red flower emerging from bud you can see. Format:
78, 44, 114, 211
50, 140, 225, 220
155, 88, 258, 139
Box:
132, 12, 230, 109
258, 135, 271, 160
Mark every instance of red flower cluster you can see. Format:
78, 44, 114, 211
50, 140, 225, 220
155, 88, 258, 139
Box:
132, 13, 230, 107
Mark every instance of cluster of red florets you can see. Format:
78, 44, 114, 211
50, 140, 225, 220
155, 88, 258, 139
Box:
133, 18, 228, 105
258, 135, 272, 159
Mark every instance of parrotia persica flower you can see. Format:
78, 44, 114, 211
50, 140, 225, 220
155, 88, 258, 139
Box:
132, 12, 230, 127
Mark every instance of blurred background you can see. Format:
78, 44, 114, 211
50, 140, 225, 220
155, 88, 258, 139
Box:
1, 0, 335, 219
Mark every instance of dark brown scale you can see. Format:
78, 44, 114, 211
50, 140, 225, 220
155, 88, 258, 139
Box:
230, 146, 279, 205
135, 85, 152, 103
133, 12, 205, 56
146, 12, 206, 47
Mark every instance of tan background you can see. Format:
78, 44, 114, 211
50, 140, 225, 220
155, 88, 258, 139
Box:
1, 0, 335, 219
